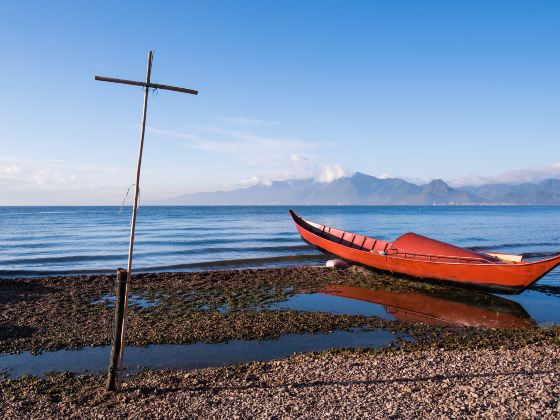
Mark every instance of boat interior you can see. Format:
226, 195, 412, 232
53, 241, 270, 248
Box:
299, 216, 393, 253
293, 211, 524, 265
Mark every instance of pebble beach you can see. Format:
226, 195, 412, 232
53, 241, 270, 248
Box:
1, 267, 559, 418
2, 343, 559, 418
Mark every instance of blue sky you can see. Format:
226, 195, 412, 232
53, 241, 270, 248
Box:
1, 0, 559, 204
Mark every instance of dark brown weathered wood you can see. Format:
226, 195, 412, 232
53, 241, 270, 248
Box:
94, 77, 198, 95
94, 76, 146, 88
117, 50, 153, 379
149, 82, 198, 95
106, 268, 128, 392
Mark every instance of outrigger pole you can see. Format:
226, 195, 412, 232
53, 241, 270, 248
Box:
95, 51, 198, 391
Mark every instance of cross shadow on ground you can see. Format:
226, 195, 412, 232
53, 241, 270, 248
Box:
125, 367, 557, 396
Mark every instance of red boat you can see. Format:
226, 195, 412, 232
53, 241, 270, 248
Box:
289, 210, 560, 293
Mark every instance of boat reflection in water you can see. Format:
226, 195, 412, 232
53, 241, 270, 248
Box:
320, 284, 535, 329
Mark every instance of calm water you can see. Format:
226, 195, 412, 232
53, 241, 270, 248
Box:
1, 206, 559, 286
0, 329, 398, 379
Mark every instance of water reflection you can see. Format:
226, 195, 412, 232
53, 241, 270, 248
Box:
275, 284, 537, 329
322, 285, 535, 329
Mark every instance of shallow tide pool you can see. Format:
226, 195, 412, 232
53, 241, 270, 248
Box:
0, 329, 398, 380
270, 284, 560, 328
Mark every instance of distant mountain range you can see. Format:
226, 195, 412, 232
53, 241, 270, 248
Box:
160, 172, 560, 205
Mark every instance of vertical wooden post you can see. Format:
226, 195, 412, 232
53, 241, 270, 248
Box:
107, 268, 128, 391
118, 50, 153, 377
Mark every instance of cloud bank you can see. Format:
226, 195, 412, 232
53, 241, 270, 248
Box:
449, 162, 560, 187
2, 112, 559, 205
315, 165, 350, 183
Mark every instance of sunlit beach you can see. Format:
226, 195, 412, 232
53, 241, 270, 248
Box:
1, 1, 559, 418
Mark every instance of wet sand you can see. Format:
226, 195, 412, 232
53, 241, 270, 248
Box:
1, 267, 559, 417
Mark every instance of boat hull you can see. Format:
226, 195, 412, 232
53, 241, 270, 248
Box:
290, 210, 560, 293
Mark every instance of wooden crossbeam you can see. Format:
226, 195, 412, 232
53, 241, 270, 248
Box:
94, 76, 199, 95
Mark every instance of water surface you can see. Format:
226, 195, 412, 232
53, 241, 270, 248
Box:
272, 284, 560, 327
1, 206, 559, 286
0, 329, 397, 379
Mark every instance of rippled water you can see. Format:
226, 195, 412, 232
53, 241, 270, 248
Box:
0, 206, 559, 286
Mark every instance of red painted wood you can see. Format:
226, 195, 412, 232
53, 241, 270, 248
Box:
289, 210, 560, 291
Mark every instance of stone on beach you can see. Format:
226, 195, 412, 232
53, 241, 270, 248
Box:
1, 267, 560, 418
2, 343, 559, 418
326, 259, 350, 269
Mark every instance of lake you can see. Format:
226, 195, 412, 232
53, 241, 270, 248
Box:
1, 206, 558, 284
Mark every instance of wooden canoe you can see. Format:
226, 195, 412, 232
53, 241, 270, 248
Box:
289, 210, 560, 293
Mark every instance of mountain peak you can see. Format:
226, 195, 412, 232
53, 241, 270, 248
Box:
540, 178, 560, 187
424, 179, 449, 194
352, 171, 375, 179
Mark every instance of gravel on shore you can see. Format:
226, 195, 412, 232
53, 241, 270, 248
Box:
2, 267, 560, 418
1, 343, 559, 418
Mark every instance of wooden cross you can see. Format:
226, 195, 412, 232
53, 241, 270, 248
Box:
96, 51, 198, 391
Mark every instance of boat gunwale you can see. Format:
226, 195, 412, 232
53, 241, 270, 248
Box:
290, 210, 560, 268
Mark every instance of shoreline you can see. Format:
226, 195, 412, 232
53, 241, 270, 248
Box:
0, 256, 328, 279
2, 267, 559, 354
1, 267, 559, 417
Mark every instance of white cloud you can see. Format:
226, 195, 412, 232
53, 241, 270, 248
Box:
449, 162, 560, 187
0, 163, 21, 174
238, 176, 262, 187
219, 116, 278, 126
237, 176, 274, 188
315, 164, 350, 183
148, 125, 321, 177
30, 170, 77, 187
206, 127, 311, 150
0, 157, 135, 204
146, 127, 201, 142
231, 162, 350, 191
1, 120, 332, 203
290, 154, 309, 165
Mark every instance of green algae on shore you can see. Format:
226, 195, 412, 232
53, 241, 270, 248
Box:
1, 267, 559, 356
